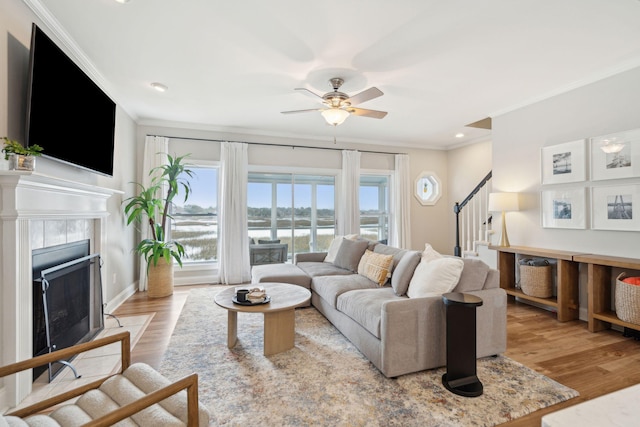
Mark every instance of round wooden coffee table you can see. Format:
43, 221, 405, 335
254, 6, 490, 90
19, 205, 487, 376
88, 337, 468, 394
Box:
214, 282, 311, 356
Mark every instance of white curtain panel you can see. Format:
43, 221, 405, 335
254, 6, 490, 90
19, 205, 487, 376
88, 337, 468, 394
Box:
217, 142, 251, 285
390, 153, 411, 249
138, 136, 169, 291
337, 150, 361, 236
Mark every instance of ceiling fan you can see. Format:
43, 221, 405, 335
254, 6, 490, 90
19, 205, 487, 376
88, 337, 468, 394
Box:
281, 78, 388, 126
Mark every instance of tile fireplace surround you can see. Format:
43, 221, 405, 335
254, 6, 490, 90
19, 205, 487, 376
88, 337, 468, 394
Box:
0, 171, 121, 409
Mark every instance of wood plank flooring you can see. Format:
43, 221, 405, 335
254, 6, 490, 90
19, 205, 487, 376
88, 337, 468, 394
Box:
113, 285, 640, 427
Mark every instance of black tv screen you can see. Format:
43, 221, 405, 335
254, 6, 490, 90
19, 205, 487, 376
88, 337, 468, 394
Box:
26, 24, 116, 177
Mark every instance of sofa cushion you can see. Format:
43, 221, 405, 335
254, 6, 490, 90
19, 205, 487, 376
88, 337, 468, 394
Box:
334, 238, 369, 272
390, 250, 421, 296
311, 274, 379, 307
297, 261, 353, 278
357, 250, 394, 286
336, 288, 401, 339
453, 257, 491, 292
407, 257, 464, 298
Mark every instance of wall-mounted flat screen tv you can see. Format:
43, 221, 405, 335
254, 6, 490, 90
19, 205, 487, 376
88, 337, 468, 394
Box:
25, 24, 116, 177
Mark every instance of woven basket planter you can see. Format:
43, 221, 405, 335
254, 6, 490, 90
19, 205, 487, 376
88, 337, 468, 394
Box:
147, 260, 174, 298
519, 263, 553, 298
615, 273, 640, 325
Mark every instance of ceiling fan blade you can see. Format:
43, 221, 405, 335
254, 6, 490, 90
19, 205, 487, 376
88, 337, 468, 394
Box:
281, 108, 323, 114
347, 87, 383, 106
294, 87, 325, 103
348, 107, 388, 119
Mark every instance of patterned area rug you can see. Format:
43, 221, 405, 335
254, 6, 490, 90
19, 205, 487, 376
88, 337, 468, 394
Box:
160, 287, 578, 426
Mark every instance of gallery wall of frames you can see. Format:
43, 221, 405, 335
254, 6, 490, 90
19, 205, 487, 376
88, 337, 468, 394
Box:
540, 128, 640, 232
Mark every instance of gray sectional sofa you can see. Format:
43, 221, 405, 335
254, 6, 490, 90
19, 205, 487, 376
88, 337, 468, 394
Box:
251, 239, 507, 378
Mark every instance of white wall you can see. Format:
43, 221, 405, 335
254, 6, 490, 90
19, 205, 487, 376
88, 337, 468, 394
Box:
492, 66, 640, 319
492, 66, 640, 259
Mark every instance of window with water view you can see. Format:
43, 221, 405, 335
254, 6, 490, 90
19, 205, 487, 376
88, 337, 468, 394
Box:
171, 168, 391, 264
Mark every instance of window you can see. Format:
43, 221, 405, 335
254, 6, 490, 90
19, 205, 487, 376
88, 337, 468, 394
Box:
360, 174, 390, 243
248, 173, 335, 259
171, 166, 218, 263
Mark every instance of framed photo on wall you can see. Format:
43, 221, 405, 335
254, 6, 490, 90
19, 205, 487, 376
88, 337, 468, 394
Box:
591, 184, 640, 231
541, 139, 587, 185
541, 188, 586, 229
590, 128, 640, 181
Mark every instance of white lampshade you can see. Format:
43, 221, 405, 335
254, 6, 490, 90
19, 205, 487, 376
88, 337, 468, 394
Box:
488, 192, 520, 213
321, 108, 350, 126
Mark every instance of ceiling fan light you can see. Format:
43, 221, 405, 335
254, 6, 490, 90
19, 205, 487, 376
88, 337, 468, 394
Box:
321, 108, 350, 126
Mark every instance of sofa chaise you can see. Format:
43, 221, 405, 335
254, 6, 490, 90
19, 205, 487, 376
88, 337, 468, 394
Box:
251, 237, 507, 378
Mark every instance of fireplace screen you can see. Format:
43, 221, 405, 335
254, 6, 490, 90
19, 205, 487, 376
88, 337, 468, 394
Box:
32, 240, 104, 381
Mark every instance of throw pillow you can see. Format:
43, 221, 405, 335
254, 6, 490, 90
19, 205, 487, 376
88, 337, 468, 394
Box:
357, 250, 394, 286
422, 243, 443, 262
406, 257, 465, 298
324, 234, 359, 263
390, 250, 421, 296
258, 239, 280, 244
334, 238, 369, 272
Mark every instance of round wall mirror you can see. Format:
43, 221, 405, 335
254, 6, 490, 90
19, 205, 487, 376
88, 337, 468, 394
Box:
414, 171, 442, 206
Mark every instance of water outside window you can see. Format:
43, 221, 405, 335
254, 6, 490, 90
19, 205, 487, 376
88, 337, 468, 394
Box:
171, 166, 218, 263
360, 175, 390, 243
248, 173, 336, 260
170, 168, 389, 264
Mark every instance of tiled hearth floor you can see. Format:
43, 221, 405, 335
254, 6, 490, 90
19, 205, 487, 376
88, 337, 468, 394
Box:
13, 313, 153, 411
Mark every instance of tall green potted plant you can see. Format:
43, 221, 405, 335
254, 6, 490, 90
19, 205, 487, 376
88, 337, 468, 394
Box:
124, 153, 193, 297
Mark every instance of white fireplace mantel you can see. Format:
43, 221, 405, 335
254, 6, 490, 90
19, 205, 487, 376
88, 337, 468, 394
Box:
0, 171, 122, 409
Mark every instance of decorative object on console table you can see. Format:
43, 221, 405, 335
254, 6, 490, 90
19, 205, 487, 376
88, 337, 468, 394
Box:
488, 192, 520, 247
615, 273, 640, 325
518, 258, 553, 298
123, 153, 194, 297
1, 137, 44, 171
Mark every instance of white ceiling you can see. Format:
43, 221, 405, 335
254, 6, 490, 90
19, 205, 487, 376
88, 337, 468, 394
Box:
28, 0, 640, 150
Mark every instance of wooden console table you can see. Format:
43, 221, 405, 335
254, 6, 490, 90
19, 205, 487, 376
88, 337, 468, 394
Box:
490, 246, 583, 322
572, 254, 640, 333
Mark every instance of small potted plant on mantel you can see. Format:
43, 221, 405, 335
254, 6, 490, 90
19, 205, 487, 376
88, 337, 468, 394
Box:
123, 153, 194, 297
1, 137, 44, 171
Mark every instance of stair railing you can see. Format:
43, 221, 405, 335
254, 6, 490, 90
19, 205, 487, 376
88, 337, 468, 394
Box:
454, 171, 492, 257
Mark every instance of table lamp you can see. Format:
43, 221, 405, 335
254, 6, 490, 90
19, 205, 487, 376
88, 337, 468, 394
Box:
488, 192, 520, 247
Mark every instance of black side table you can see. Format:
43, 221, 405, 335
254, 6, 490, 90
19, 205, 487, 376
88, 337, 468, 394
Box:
441, 292, 484, 397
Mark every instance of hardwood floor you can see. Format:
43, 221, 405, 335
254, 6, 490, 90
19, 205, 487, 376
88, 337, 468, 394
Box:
113, 285, 640, 426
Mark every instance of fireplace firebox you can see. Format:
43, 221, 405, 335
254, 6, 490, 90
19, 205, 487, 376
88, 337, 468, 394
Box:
32, 240, 104, 381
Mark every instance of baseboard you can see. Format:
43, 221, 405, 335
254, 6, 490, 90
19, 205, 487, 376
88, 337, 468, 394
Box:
105, 282, 137, 313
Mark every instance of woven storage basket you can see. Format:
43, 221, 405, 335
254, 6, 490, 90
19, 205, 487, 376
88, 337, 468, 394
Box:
615, 273, 640, 325
519, 263, 553, 298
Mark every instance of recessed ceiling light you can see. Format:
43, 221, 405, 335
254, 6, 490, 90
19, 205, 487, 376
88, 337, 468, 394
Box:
115, 0, 130, 4
150, 82, 168, 92
455, 133, 464, 138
